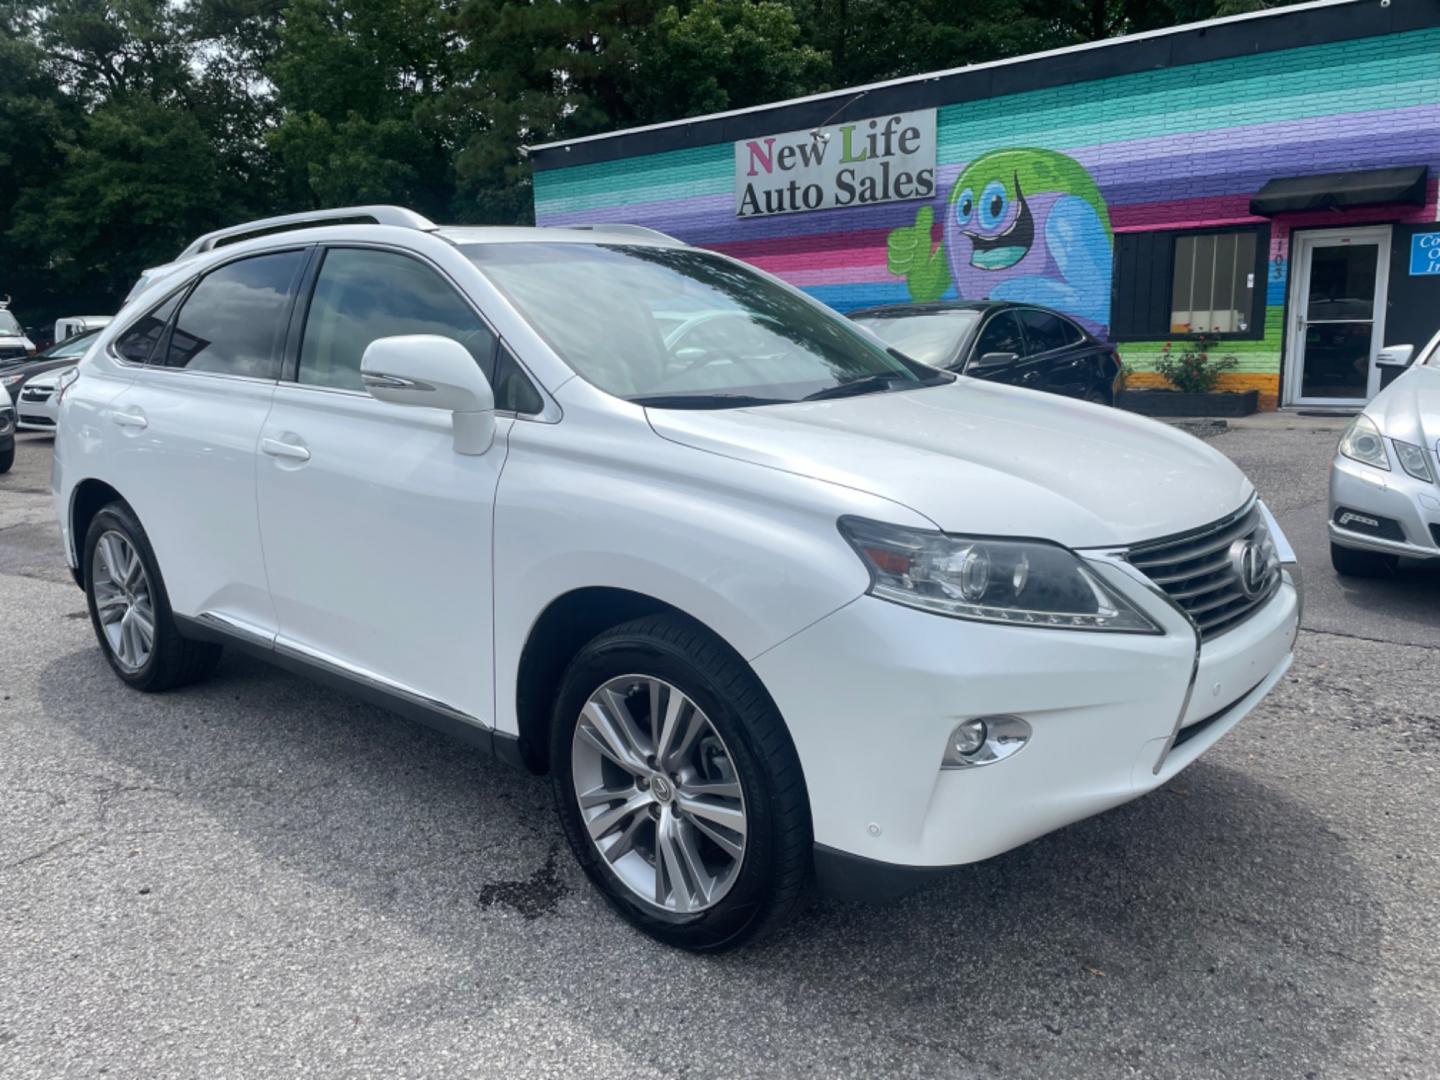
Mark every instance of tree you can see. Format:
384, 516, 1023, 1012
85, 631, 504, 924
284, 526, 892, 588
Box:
265, 0, 458, 216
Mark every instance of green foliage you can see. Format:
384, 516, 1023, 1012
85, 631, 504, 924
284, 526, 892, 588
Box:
1154, 335, 1239, 394
0, 0, 1304, 324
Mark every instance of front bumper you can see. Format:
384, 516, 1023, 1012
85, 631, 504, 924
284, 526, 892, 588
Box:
1328, 454, 1440, 559
752, 558, 1298, 885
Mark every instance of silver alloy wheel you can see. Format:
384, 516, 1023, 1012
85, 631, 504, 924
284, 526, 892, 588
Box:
571, 675, 748, 914
91, 530, 156, 673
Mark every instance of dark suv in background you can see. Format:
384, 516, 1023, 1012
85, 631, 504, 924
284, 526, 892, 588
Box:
850, 301, 1122, 405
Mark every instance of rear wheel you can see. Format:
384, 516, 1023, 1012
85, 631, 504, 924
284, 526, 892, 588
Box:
84, 502, 223, 691
1330, 541, 1398, 578
550, 614, 811, 951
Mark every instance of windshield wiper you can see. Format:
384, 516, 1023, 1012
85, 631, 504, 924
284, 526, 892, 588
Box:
629, 393, 788, 410
801, 372, 946, 402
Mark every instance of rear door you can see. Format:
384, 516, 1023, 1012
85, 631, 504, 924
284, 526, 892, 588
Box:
1016, 308, 1092, 398
103, 248, 307, 636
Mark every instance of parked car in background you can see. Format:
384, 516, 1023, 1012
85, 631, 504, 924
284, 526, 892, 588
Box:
2, 327, 101, 404
0, 300, 36, 363
850, 300, 1122, 405
53, 315, 111, 342
56, 205, 1299, 951
0, 392, 14, 472
17, 363, 76, 431
1328, 330, 1440, 576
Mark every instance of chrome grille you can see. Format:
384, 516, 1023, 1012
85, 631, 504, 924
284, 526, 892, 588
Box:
1127, 502, 1279, 640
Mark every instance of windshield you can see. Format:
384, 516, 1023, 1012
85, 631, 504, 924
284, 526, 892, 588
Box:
464, 243, 946, 406
852, 311, 980, 368
0, 311, 22, 336
42, 328, 101, 359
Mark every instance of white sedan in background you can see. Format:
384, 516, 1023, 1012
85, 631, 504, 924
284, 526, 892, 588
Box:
1329, 331, 1440, 575
16, 363, 75, 432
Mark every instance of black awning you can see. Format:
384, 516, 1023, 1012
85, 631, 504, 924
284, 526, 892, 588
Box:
1249, 166, 1429, 215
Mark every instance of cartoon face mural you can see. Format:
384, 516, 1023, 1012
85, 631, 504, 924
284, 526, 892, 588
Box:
887, 148, 1114, 336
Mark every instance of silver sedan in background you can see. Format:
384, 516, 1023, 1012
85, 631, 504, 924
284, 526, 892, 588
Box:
1329, 331, 1440, 576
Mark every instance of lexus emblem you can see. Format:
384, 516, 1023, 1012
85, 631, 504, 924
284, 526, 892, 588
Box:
1228, 538, 1269, 598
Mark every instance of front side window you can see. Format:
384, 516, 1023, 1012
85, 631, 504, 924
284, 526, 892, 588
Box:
853, 311, 980, 368
1018, 309, 1081, 355
162, 251, 304, 377
113, 290, 185, 365
973, 311, 1025, 359
297, 248, 509, 399
465, 243, 945, 406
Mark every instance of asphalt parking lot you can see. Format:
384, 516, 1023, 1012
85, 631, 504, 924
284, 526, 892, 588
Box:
2, 425, 1438, 1079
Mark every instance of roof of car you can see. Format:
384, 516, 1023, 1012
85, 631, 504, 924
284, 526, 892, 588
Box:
848, 301, 1010, 319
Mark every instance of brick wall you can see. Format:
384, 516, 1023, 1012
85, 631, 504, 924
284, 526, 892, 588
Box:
535, 26, 1440, 407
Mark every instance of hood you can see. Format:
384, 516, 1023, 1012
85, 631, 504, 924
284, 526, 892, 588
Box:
1367, 364, 1440, 456
647, 379, 1252, 548
25, 364, 75, 389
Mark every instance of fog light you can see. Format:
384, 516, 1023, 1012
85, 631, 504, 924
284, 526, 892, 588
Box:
942, 715, 1032, 769
950, 718, 987, 756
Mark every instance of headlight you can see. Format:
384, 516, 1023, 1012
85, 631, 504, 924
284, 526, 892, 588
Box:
838, 517, 1161, 632
1, 372, 24, 388
1392, 439, 1433, 483
1338, 415, 1389, 470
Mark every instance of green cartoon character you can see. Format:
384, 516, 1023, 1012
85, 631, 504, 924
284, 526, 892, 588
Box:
887, 148, 1114, 335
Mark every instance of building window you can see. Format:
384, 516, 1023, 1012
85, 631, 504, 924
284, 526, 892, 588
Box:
1111, 225, 1268, 342
1169, 232, 1258, 334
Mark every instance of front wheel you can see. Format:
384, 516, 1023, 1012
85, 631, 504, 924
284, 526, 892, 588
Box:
0, 441, 13, 473
550, 614, 811, 951
1330, 541, 1398, 578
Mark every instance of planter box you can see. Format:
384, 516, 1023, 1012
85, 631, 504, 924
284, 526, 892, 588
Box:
1117, 388, 1259, 418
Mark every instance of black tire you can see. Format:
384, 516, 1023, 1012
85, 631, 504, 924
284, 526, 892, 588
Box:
550, 613, 811, 951
0, 442, 13, 474
83, 501, 223, 691
1330, 541, 1398, 578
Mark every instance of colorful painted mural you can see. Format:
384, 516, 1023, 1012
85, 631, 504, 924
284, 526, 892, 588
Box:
887, 149, 1113, 334
534, 23, 1440, 408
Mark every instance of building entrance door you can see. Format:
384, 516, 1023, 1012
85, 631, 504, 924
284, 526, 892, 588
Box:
1283, 226, 1392, 406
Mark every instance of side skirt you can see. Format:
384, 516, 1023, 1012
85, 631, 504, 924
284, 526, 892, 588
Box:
175, 613, 528, 771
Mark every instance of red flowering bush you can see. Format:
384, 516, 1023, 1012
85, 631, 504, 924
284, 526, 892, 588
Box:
1154, 333, 1238, 394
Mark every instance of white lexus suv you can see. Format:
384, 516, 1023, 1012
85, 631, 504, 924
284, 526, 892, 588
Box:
54, 206, 1301, 950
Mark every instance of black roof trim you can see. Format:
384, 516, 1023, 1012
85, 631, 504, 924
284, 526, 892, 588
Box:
531, 0, 1436, 172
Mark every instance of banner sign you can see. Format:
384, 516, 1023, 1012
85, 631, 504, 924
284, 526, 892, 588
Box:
735, 109, 937, 219
1411, 231, 1440, 276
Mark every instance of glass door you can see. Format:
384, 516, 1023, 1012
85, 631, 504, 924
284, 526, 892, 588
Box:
1283, 227, 1391, 406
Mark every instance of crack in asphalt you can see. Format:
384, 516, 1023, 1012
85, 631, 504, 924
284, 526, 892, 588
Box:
1300, 626, 1440, 652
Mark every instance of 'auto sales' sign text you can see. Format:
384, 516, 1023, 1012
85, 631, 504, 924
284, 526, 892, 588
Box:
734, 110, 937, 218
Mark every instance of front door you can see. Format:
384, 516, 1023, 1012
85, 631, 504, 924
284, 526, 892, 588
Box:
255, 245, 511, 729
1283, 226, 1392, 406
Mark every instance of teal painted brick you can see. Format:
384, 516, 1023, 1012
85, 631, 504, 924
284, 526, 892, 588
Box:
536, 27, 1440, 211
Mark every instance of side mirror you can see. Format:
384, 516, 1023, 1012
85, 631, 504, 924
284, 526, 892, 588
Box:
361, 334, 495, 455
1375, 345, 1414, 369
968, 351, 1019, 375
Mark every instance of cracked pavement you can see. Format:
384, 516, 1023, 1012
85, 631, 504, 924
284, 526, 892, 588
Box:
1, 427, 1438, 1079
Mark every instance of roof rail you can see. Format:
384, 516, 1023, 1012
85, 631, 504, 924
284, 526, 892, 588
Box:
178, 205, 437, 259
558, 223, 686, 247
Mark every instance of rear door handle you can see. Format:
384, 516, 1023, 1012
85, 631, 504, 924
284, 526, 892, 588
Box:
112, 409, 147, 430
261, 436, 310, 462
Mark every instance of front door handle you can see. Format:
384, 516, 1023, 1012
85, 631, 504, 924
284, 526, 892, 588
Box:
111, 409, 147, 430
261, 436, 310, 462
